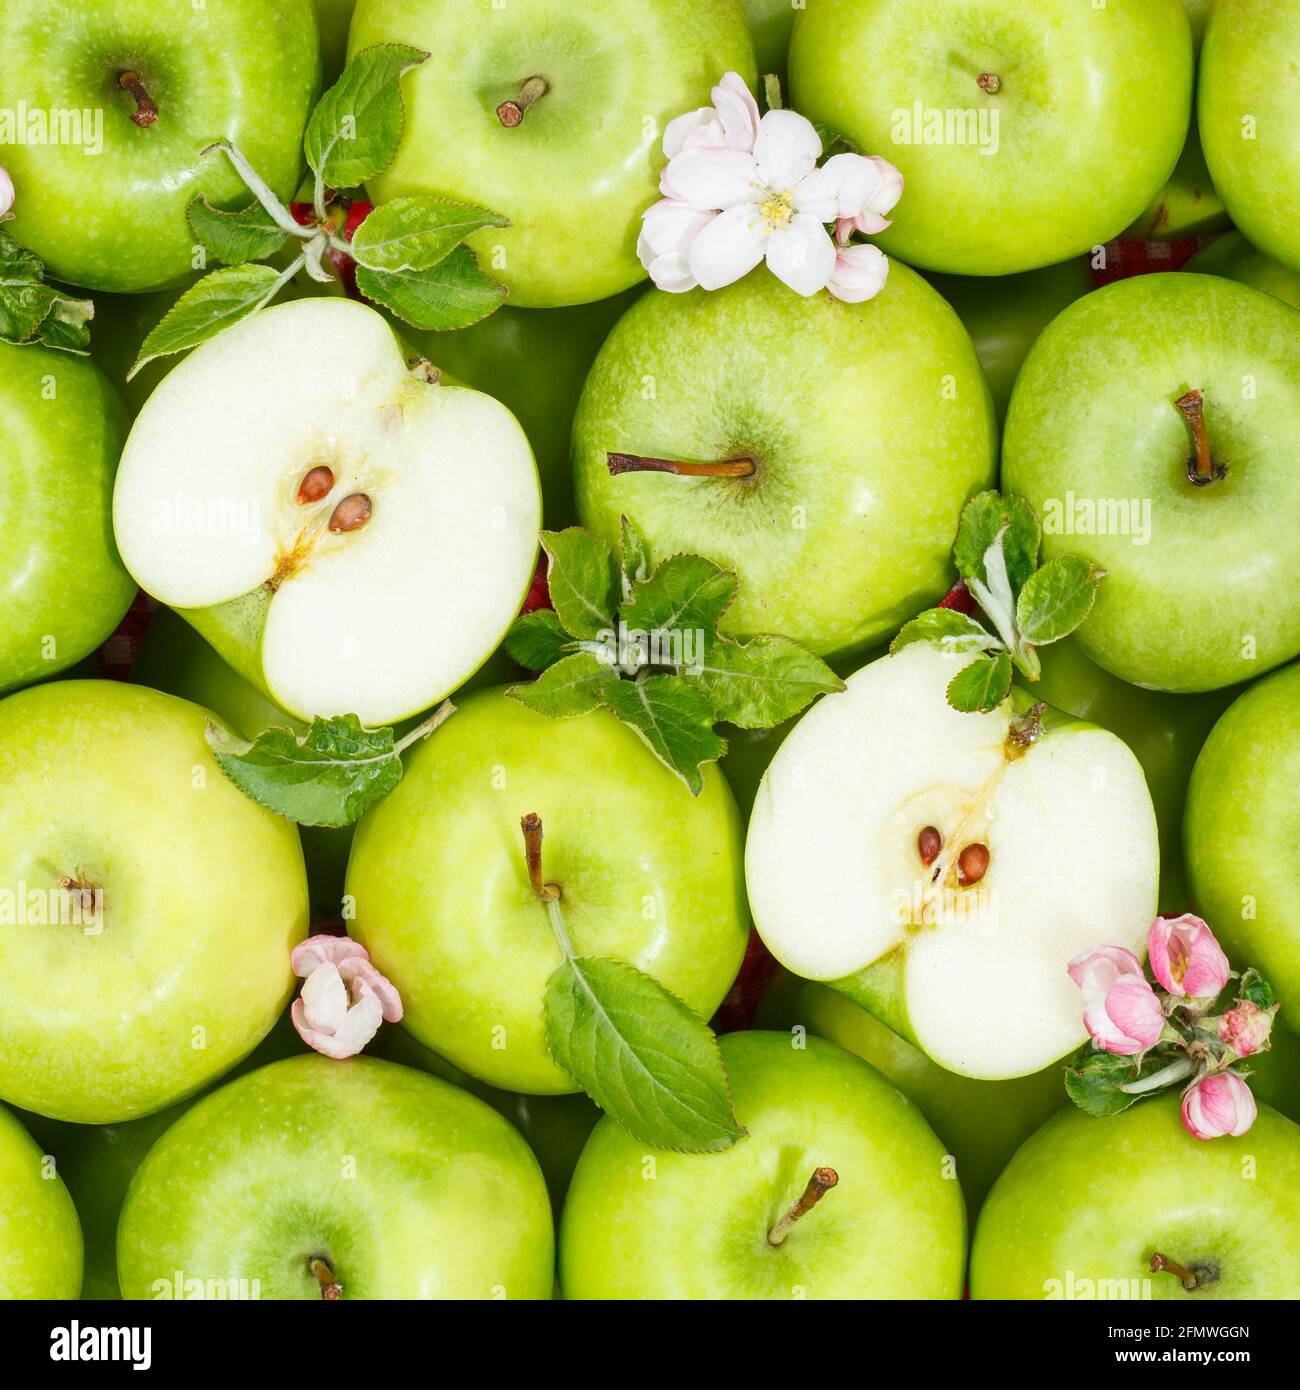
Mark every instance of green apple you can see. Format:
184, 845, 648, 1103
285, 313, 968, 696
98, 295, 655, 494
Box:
925, 258, 1093, 424
1249, 1024, 1300, 1126
971, 1095, 1300, 1299
0, 679, 308, 1123
117, 1055, 554, 1299
1200, 0, 1300, 275
0, 0, 319, 293
1186, 231, 1300, 312
790, 0, 1192, 275
0, 341, 134, 696
745, 644, 1159, 1079
756, 972, 1064, 1218
349, 0, 756, 308
347, 686, 749, 1093
0, 1103, 81, 1300
1185, 663, 1300, 1032
573, 264, 995, 661
312, 0, 356, 84
112, 296, 541, 727
560, 1030, 965, 1298
1003, 273, 1300, 693
742, 0, 797, 81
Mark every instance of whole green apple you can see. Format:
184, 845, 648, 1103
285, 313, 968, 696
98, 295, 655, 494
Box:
347, 687, 750, 1093
1199, 0, 1300, 274
0, 0, 320, 292
756, 973, 1063, 1218
117, 1055, 554, 1299
0, 680, 308, 1123
0, 1103, 81, 1300
971, 1095, 1300, 1299
560, 1031, 966, 1298
1003, 273, 1300, 692
350, 0, 755, 308
1185, 662, 1300, 1032
0, 342, 134, 696
1186, 231, 1300, 312
573, 265, 996, 660
790, 0, 1192, 275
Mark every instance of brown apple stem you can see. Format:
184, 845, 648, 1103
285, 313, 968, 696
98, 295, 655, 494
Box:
1149, 1252, 1199, 1291
606, 452, 757, 480
1175, 389, 1217, 484
117, 72, 158, 128
768, 1167, 838, 1246
976, 72, 1001, 93
497, 76, 549, 128
521, 813, 561, 902
309, 1256, 343, 1300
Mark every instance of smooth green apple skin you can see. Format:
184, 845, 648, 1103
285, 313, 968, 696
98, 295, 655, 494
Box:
574, 265, 996, 661
312, 0, 356, 83
0, 343, 134, 697
1200, 0, 1300, 275
1120, 127, 1228, 242
742, 0, 796, 80
347, 687, 750, 1094
1003, 273, 1300, 693
1185, 663, 1300, 1033
790, 0, 1192, 276
971, 1096, 1300, 1299
0, 1103, 82, 1300
0, 0, 320, 293
1186, 231, 1300, 313
350, 0, 756, 308
560, 1031, 965, 1299
117, 1055, 554, 1300
0, 680, 309, 1123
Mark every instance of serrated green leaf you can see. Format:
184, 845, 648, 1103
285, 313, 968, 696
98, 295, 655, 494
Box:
1015, 554, 1105, 647
544, 954, 745, 1152
505, 609, 572, 671
304, 43, 428, 189
598, 675, 726, 795
1063, 1046, 1177, 1118
890, 607, 1000, 657
688, 635, 843, 729
1238, 968, 1275, 1011
187, 196, 289, 265
945, 651, 1013, 713
0, 231, 93, 352
620, 554, 737, 638
954, 492, 1041, 596
508, 652, 616, 718
540, 529, 619, 640
620, 514, 650, 599
350, 195, 508, 272
355, 244, 506, 332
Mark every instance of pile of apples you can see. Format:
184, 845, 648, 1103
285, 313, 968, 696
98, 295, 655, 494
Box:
1, 0, 1298, 1303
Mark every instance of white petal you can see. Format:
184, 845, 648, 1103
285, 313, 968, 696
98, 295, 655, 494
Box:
300, 961, 348, 1033
865, 155, 905, 215
0, 167, 13, 218
649, 248, 700, 293
330, 993, 385, 1055
663, 107, 718, 159
753, 109, 822, 193
713, 72, 760, 151
765, 215, 837, 297
687, 204, 766, 290
640, 198, 714, 259
789, 163, 840, 224
828, 244, 890, 303
815, 152, 884, 218
661, 146, 761, 211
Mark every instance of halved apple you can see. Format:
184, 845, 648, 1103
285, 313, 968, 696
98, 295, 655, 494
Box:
113, 298, 541, 727
745, 644, 1158, 1079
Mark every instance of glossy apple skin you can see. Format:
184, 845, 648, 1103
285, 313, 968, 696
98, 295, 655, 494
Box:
0, 1103, 82, 1300
972, 1095, 1300, 1299
574, 265, 996, 661
0, 0, 319, 293
117, 1055, 554, 1300
1121, 127, 1227, 242
1186, 232, 1300, 312
1200, 0, 1300, 275
351, 0, 755, 308
0, 680, 308, 1123
790, 0, 1191, 275
312, 0, 356, 83
1185, 663, 1300, 1033
561, 1031, 965, 1299
742, 0, 796, 80
1003, 273, 1300, 692
0, 343, 135, 696
347, 687, 750, 1094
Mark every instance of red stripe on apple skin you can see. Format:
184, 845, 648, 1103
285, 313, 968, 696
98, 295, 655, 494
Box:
711, 930, 779, 1034
937, 579, 977, 615
520, 558, 551, 615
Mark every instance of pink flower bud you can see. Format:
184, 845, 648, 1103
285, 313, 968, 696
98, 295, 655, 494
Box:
0, 167, 13, 219
1181, 1071, 1257, 1140
1148, 915, 1231, 1000
290, 932, 402, 1060
1217, 999, 1274, 1057
1067, 944, 1164, 1055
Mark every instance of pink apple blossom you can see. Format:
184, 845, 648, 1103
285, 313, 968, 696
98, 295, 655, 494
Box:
1068, 944, 1164, 1055
827, 243, 889, 303
0, 166, 12, 219
1148, 914, 1231, 1000
290, 934, 402, 1060
1217, 999, 1275, 1057
834, 155, 904, 243
1181, 1071, 1257, 1140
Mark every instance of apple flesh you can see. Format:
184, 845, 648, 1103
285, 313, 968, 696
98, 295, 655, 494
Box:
560, 1030, 966, 1299
1186, 231, 1300, 312
0, 1103, 82, 1300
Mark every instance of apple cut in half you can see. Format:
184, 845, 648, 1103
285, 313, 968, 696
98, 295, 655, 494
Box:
745, 645, 1158, 1079
113, 298, 541, 726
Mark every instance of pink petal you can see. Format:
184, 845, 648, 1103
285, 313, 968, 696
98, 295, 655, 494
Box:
291, 934, 369, 977
712, 72, 760, 151
753, 109, 822, 193
299, 961, 349, 1034
1067, 944, 1144, 990
0, 167, 12, 219
660, 146, 761, 211
864, 155, 904, 215
342, 958, 404, 1023
1182, 1072, 1256, 1140
828, 244, 889, 303
687, 203, 766, 290
663, 107, 720, 159
1148, 915, 1230, 999
764, 214, 837, 297
1104, 976, 1164, 1050
292, 998, 374, 1060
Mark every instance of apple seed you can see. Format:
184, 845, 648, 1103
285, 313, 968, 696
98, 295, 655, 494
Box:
296, 465, 335, 505
917, 825, 942, 867
956, 842, 990, 886
327, 493, 372, 533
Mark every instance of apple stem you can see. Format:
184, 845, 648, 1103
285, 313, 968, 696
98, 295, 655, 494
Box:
117, 71, 158, 128
309, 1256, 343, 1300
392, 699, 456, 757
1149, 1252, 1199, 1291
497, 76, 549, 128
606, 452, 757, 480
976, 73, 1001, 94
1175, 389, 1221, 485
767, 1167, 838, 1246
521, 813, 561, 902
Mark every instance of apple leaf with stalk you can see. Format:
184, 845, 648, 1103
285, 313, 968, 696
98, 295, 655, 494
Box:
0, 230, 94, 353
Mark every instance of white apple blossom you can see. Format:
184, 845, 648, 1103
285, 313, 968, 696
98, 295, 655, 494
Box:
0, 166, 13, 219
827, 243, 890, 303
834, 155, 904, 244
290, 934, 402, 1059
662, 71, 760, 157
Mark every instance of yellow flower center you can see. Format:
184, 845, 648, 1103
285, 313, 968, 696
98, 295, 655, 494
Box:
759, 189, 793, 231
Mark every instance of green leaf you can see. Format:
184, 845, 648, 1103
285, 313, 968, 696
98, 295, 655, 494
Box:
945, 652, 1013, 713
128, 263, 284, 380
543, 954, 745, 1152
186, 196, 289, 265
1063, 1046, 1179, 1118
598, 676, 726, 795
350, 196, 508, 272
620, 554, 737, 638
0, 232, 93, 352
507, 652, 616, 718
890, 607, 1001, 657
1015, 554, 1105, 647
505, 609, 572, 671
304, 43, 428, 189
620, 514, 650, 598
355, 244, 506, 332
540, 529, 620, 640
688, 635, 843, 729
1237, 968, 1275, 1011
954, 492, 1041, 596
